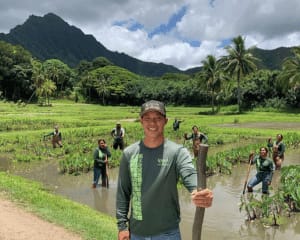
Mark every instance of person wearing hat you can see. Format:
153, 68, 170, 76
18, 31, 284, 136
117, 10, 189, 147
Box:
111, 122, 125, 150
44, 125, 63, 148
116, 100, 213, 240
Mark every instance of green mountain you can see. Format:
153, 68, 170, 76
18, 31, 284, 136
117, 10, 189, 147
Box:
0, 13, 180, 77
249, 47, 293, 70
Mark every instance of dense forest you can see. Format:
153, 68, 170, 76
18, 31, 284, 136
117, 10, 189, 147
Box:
0, 35, 299, 112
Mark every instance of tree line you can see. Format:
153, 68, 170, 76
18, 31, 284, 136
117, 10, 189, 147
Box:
0, 36, 299, 112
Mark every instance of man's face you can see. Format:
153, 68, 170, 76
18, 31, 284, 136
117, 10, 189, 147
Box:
260, 148, 268, 158
99, 141, 106, 148
276, 134, 281, 141
140, 111, 167, 138
192, 127, 198, 133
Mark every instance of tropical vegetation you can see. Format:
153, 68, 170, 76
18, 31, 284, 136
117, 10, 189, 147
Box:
0, 35, 299, 110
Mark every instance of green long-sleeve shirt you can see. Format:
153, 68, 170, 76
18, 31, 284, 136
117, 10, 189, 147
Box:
93, 147, 111, 168
251, 155, 274, 181
116, 139, 197, 236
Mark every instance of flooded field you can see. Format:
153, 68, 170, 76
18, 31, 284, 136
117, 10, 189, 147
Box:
1, 147, 298, 240
1, 121, 300, 239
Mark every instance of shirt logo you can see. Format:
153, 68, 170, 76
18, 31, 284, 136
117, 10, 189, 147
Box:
157, 158, 169, 167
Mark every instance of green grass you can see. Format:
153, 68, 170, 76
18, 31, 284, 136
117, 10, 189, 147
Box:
0, 172, 117, 240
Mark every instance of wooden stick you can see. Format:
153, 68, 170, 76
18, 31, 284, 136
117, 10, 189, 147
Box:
192, 144, 208, 240
105, 155, 109, 188
242, 153, 253, 194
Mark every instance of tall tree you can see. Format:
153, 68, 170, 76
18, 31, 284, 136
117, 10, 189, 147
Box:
0, 41, 32, 100
43, 59, 73, 93
220, 35, 258, 112
201, 55, 224, 113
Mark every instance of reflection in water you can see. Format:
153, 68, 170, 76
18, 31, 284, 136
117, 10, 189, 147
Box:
93, 188, 108, 213
1, 149, 299, 240
0, 155, 12, 171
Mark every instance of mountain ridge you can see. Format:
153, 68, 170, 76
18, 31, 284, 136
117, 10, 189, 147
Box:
0, 13, 181, 77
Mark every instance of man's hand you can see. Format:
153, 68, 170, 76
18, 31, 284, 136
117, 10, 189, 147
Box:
191, 188, 213, 208
118, 230, 130, 240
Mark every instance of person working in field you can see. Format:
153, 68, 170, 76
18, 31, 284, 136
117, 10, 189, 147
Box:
111, 122, 125, 150
267, 134, 285, 170
92, 139, 111, 188
172, 118, 183, 131
44, 125, 63, 148
247, 147, 274, 194
184, 125, 208, 158
116, 100, 213, 240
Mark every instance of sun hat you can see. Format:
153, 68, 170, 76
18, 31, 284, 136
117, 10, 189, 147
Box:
140, 100, 166, 117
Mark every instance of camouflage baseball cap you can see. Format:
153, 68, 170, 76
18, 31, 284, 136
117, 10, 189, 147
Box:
140, 100, 166, 117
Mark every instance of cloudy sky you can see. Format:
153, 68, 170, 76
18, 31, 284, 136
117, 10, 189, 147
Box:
1, 0, 300, 70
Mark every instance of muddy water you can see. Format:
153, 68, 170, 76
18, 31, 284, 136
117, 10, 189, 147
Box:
4, 148, 298, 240
179, 149, 300, 240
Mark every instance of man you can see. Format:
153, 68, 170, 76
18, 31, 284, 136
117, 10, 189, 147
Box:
267, 134, 285, 170
111, 122, 125, 150
247, 147, 274, 194
184, 125, 208, 158
116, 100, 213, 240
92, 139, 111, 188
44, 125, 63, 148
173, 118, 183, 131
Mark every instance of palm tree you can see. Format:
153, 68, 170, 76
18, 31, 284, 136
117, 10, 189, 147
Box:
36, 79, 56, 105
28, 60, 46, 103
279, 46, 300, 90
201, 55, 227, 113
95, 73, 111, 105
220, 35, 258, 112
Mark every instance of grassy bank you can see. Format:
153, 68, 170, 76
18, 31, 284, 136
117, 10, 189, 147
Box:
0, 172, 117, 240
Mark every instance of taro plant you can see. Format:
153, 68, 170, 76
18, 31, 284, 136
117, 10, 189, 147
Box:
240, 165, 300, 227
279, 165, 300, 211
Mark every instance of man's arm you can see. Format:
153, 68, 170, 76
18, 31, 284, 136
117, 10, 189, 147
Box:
116, 153, 131, 231
278, 143, 285, 157
111, 129, 115, 137
58, 132, 62, 140
200, 133, 208, 144
121, 128, 125, 137
176, 147, 197, 192
266, 160, 275, 183
184, 133, 192, 140
44, 132, 54, 138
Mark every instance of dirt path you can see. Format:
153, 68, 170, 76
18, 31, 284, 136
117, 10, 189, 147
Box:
0, 197, 83, 240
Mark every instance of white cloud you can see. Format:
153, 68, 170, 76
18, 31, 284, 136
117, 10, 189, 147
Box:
1, 0, 300, 70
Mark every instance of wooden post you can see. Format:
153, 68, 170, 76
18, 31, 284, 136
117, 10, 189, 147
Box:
192, 144, 208, 240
